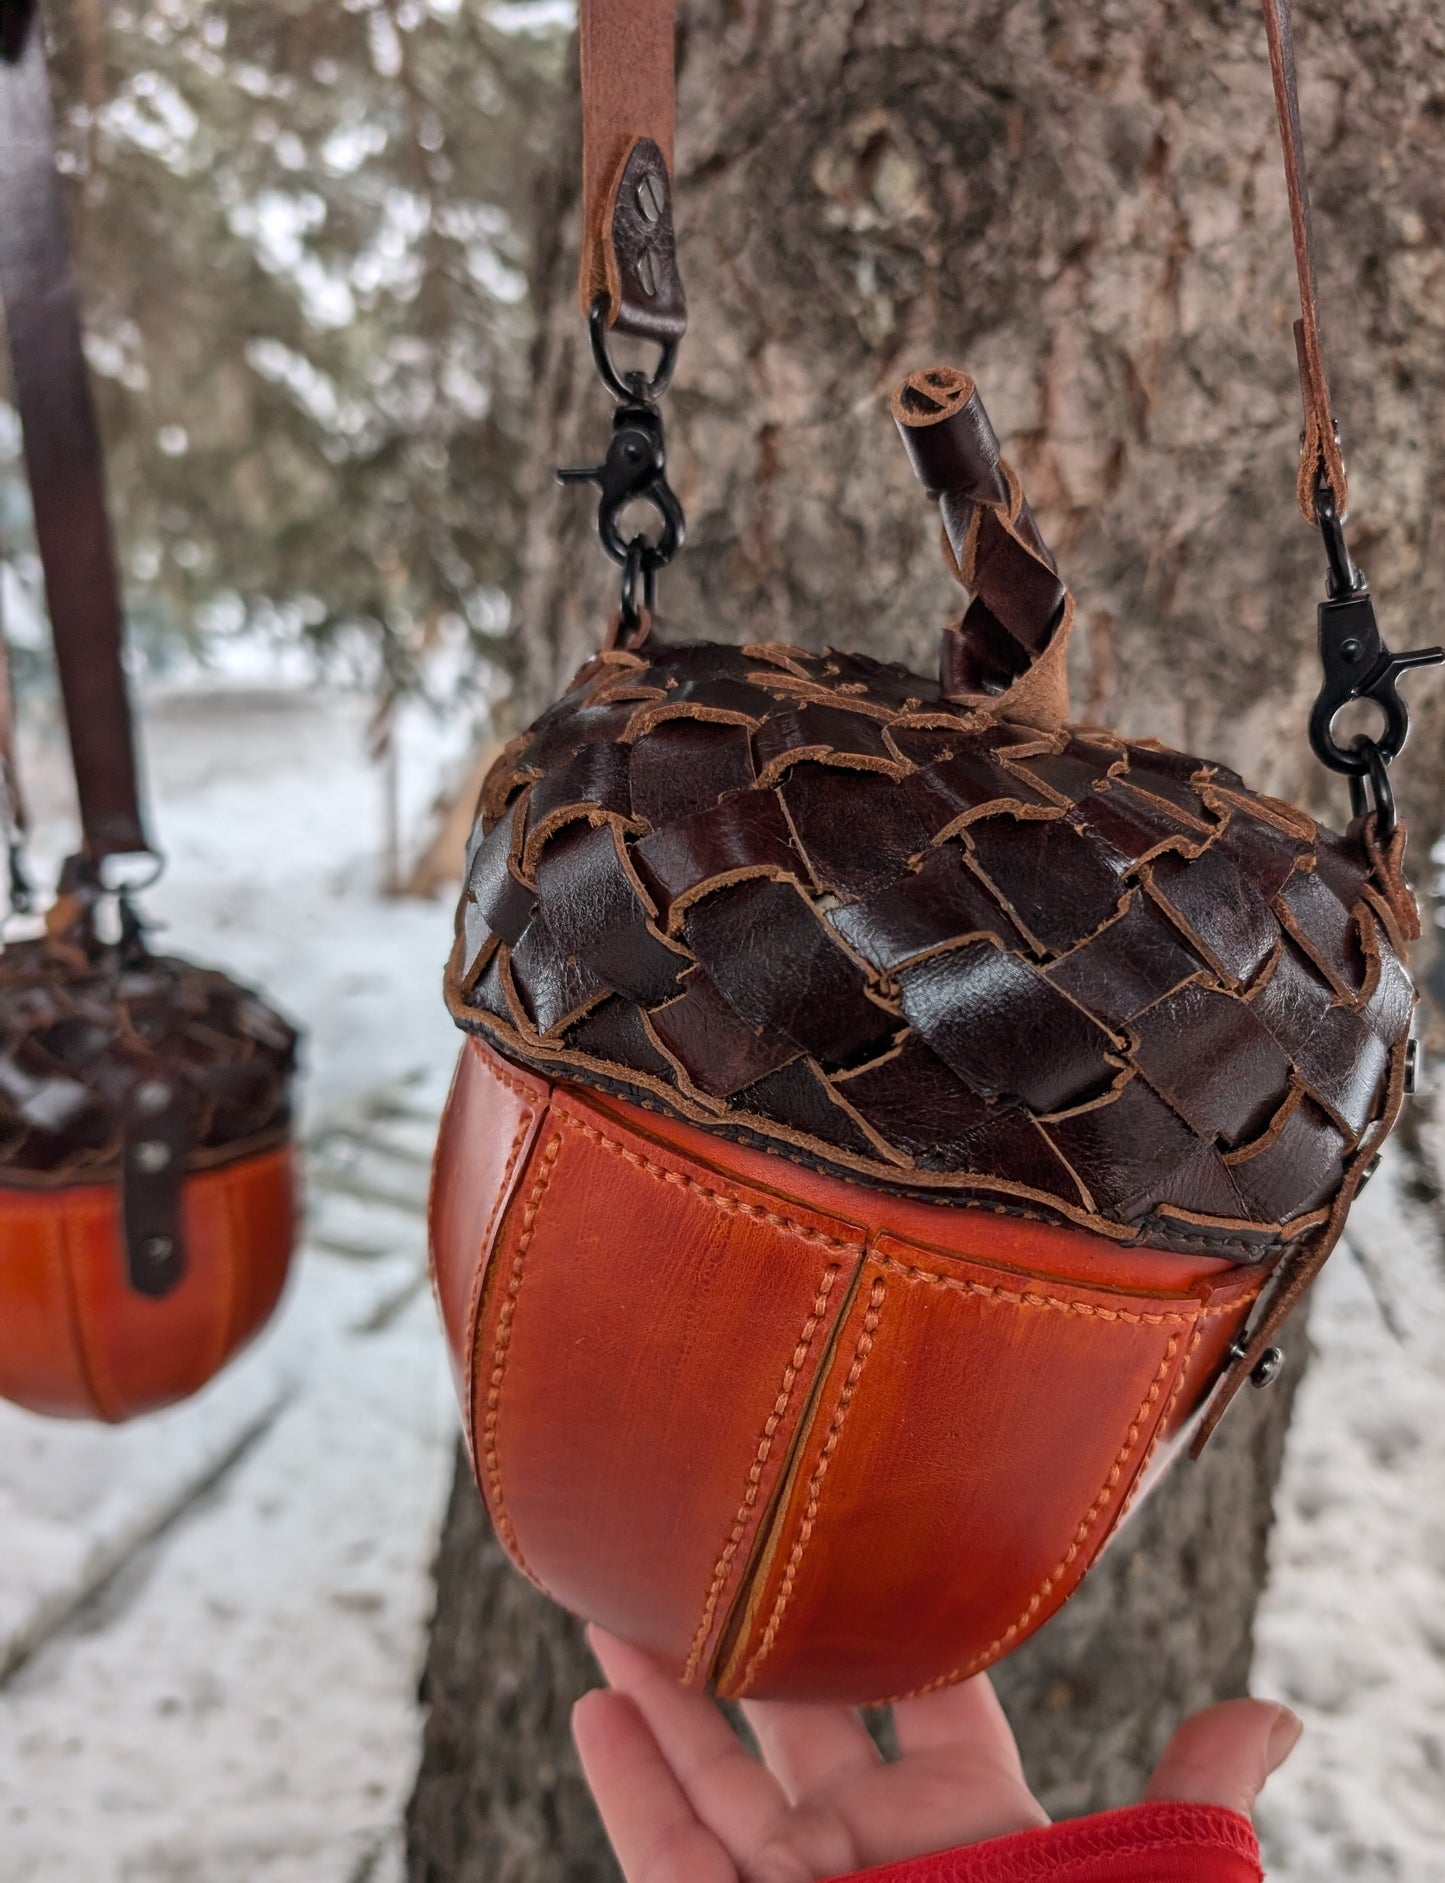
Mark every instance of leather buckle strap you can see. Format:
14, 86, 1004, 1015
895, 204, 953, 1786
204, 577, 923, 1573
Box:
0, 0, 154, 864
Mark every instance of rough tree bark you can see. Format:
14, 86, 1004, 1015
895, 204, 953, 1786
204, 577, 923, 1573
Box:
408, 1, 1445, 1874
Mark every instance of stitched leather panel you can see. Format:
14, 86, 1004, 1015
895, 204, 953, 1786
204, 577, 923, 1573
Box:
715, 1239, 1205, 1704
0, 938, 298, 1183
447, 636, 1415, 1260
0, 1144, 296, 1421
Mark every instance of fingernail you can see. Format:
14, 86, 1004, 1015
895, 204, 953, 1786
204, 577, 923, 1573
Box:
1265, 1705, 1303, 1771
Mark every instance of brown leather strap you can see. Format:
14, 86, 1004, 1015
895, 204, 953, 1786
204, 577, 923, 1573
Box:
1261, 0, 1349, 523
575, 0, 1342, 517
0, 1, 151, 862
0, 584, 27, 857
577, 0, 685, 343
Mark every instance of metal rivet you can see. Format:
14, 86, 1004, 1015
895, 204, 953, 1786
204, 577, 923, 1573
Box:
636, 170, 664, 224
133, 1139, 172, 1173
136, 1080, 172, 1116
139, 1235, 174, 1266
1404, 1036, 1421, 1095
1357, 1150, 1383, 1192
635, 245, 658, 298
1250, 1347, 1286, 1390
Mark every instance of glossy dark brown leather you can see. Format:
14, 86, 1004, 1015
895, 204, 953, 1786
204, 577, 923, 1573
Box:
0, 933, 298, 1184
431, 1037, 1264, 1702
447, 634, 1414, 1267
893, 367, 1069, 724
0, 5, 149, 860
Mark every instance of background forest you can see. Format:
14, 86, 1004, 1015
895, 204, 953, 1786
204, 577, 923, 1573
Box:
1, 0, 565, 726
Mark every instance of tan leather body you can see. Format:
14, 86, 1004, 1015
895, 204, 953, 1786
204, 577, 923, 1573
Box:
432, 1036, 1264, 1703
0, 1144, 298, 1422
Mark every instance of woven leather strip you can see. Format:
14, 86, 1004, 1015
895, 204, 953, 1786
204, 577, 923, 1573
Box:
0, 934, 298, 1186
447, 634, 1414, 1264
578, 0, 684, 341
0, 2, 150, 860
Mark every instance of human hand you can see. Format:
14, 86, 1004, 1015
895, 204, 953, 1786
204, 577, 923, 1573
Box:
572, 1626, 1302, 1883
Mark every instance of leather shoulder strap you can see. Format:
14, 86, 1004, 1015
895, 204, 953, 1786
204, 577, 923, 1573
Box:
1262, 0, 1349, 522
575, 0, 1345, 520
577, 0, 685, 344
0, 577, 30, 905
0, 0, 151, 863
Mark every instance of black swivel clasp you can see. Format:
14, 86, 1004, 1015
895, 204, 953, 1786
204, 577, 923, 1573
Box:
559, 297, 687, 642
558, 395, 685, 571
1307, 483, 1443, 838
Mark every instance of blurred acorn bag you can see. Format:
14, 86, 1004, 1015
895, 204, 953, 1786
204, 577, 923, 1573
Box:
0, 1, 300, 1423
429, 0, 1439, 1702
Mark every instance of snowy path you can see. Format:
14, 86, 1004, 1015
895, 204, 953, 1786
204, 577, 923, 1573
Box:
0, 1069, 457, 1883
0, 678, 1440, 1879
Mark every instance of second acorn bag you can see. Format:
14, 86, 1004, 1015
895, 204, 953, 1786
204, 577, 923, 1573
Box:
430, 0, 1436, 1703
0, 3, 300, 1423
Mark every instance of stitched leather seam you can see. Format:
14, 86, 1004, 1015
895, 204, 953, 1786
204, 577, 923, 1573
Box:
479, 1051, 543, 1106
896, 1326, 1186, 1702
1121, 1326, 1205, 1522
426, 1049, 469, 1298
478, 1133, 561, 1578
461, 1104, 538, 1468
734, 1275, 887, 1696
869, 1249, 1221, 1324
681, 1261, 842, 1685
552, 1105, 863, 1254
53, 1197, 116, 1423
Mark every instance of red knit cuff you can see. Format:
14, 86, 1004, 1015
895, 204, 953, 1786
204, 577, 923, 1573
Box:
831, 1802, 1264, 1882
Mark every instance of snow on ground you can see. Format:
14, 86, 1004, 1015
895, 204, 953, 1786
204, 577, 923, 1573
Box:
0, 674, 466, 1882
0, 669, 1441, 1879
1253, 1141, 1445, 1882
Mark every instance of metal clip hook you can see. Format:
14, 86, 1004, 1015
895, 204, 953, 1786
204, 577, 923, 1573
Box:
1307, 485, 1443, 785
558, 398, 686, 571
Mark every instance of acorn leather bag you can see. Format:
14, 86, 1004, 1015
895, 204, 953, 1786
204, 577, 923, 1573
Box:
430, 0, 1441, 1703
0, 0, 301, 1423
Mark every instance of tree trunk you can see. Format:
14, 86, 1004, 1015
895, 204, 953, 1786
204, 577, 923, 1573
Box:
409, 0, 1445, 1872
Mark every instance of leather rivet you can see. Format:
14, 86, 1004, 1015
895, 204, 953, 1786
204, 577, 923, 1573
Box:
136, 1079, 172, 1115
139, 1235, 174, 1266
1250, 1347, 1286, 1390
133, 1139, 172, 1173
635, 170, 663, 224
635, 244, 658, 299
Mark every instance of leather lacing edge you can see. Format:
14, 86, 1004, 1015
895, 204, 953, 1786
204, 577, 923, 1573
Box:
0, 1120, 294, 1191
450, 1005, 1310, 1265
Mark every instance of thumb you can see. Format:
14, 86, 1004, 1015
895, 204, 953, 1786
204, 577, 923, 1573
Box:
1144, 1698, 1303, 1818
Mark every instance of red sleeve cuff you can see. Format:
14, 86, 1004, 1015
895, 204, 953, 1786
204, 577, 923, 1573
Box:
830, 1801, 1263, 1883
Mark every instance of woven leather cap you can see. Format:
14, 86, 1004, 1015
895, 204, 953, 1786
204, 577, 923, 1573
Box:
446, 632, 1415, 1264
0, 937, 298, 1182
